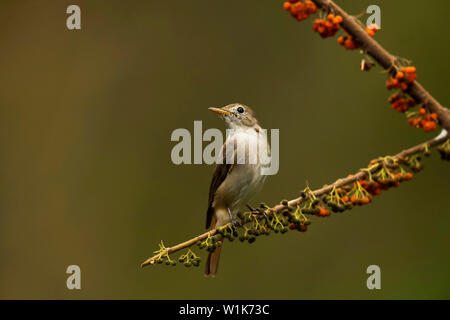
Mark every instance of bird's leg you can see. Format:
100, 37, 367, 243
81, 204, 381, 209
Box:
227, 207, 241, 228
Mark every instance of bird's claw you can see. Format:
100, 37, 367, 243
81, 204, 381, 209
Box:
227, 208, 241, 228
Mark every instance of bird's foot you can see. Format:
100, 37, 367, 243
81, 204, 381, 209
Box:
227, 208, 241, 228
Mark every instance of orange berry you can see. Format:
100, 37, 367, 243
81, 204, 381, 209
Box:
423, 121, 437, 132
305, 1, 317, 14
297, 12, 309, 21
337, 36, 345, 44
290, 3, 302, 14
419, 107, 426, 115
395, 71, 404, 79
317, 207, 330, 217
386, 78, 393, 88
366, 27, 375, 37
283, 2, 291, 10
334, 15, 343, 23
344, 39, 355, 49
403, 173, 413, 180
430, 113, 438, 121
407, 73, 417, 82
360, 180, 368, 189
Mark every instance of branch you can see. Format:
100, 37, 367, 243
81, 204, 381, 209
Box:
311, 0, 450, 131
141, 1, 450, 269
272, 133, 448, 213
141, 133, 448, 267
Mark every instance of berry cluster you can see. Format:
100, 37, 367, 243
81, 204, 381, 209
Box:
312, 14, 343, 38
153, 241, 178, 266
283, 0, 317, 21
316, 206, 331, 217
357, 171, 414, 196
337, 34, 358, 49
197, 232, 223, 251
319, 155, 422, 214
386, 67, 417, 91
236, 206, 283, 241
385, 66, 435, 131
322, 185, 355, 212
291, 190, 334, 219
236, 202, 312, 242
407, 108, 438, 132
388, 93, 416, 113
280, 199, 312, 231
178, 249, 201, 267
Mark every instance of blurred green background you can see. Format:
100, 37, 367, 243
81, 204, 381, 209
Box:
0, 0, 449, 299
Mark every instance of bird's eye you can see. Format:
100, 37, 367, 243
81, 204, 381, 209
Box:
237, 107, 244, 113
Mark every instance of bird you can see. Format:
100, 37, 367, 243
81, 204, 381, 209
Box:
205, 103, 269, 276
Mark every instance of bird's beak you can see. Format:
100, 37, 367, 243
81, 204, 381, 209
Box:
208, 107, 232, 116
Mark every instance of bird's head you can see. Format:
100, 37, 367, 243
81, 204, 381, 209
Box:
208, 103, 260, 129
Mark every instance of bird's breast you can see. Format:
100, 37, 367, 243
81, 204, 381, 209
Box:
214, 129, 268, 212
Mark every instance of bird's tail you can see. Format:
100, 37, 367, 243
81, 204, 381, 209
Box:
204, 237, 222, 277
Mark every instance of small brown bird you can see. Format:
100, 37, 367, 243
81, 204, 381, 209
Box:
205, 103, 269, 276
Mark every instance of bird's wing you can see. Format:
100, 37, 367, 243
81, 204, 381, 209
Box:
206, 138, 236, 229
